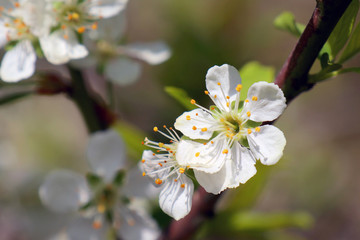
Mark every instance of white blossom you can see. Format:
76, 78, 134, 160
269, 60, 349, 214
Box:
174, 64, 287, 194
39, 129, 159, 240
141, 126, 194, 220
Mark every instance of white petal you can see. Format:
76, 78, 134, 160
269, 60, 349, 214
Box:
122, 164, 160, 199
140, 150, 170, 184
118, 207, 160, 240
40, 31, 88, 65
0, 40, 36, 82
0, 20, 8, 48
159, 174, 194, 220
123, 41, 171, 65
174, 109, 215, 140
87, 129, 127, 181
89, 0, 128, 18
105, 58, 141, 85
176, 137, 228, 173
205, 64, 241, 111
247, 125, 286, 165
67, 217, 106, 240
39, 170, 90, 213
245, 82, 286, 122
194, 143, 256, 194
89, 12, 126, 42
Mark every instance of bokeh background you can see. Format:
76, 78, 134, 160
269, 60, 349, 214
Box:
0, 0, 359, 239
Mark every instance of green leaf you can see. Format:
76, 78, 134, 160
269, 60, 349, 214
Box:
273, 11, 304, 37
0, 91, 33, 105
164, 86, 196, 110
112, 121, 146, 161
339, 21, 360, 63
200, 211, 313, 237
328, 0, 359, 58
239, 61, 275, 101
309, 67, 360, 83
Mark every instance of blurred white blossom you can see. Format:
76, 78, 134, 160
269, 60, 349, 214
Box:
39, 129, 159, 240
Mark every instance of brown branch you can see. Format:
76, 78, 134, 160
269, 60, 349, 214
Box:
275, 0, 352, 103
161, 0, 353, 239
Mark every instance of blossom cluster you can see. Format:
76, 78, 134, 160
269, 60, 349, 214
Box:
141, 64, 287, 220
0, 0, 170, 84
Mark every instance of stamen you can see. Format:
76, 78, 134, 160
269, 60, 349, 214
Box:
181, 184, 185, 188
246, 111, 251, 117
236, 84, 242, 92
201, 127, 207, 132
255, 127, 261, 132
192, 126, 197, 130
141, 159, 145, 163
92, 220, 102, 229
179, 168, 185, 174
217, 82, 221, 86
247, 129, 252, 134
195, 152, 200, 157
77, 26, 85, 33
252, 96, 258, 101
155, 179, 163, 185
191, 99, 196, 104
186, 115, 191, 120
222, 149, 229, 154
142, 172, 146, 176
204, 90, 209, 95
153, 127, 158, 132
97, 204, 106, 213
245, 99, 249, 103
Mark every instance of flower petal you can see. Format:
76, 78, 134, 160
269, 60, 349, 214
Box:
247, 125, 286, 165
194, 142, 256, 194
0, 40, 36, 82
174, 109, 214, 140
122, 41, 171, 65
87, 129, 127, 181
0, 20, 8, 48
159, 174, 194, 220
89, 12, 126, 42
105, 58, 141, 85
40, 31, 88, 65
205, 64, 241, 111
118, 207, 160, 240
39, 170, 90, 213
122, 164, 160, 199
89, 0, 128, 18
176, 137, 228, 173
245, 81, 286, 122
140, 150, 171, 184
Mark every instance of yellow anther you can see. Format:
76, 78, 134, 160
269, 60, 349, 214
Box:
226, 102, 230, 107
246, 111, 251, 117
174, 179, 178, 182
155, 179, 163, 185
247, 129, 252, 134
226, 96, 230, 99
97, 204, 106, 213
141, 159, 145, 163
255, 127, 261, 132
222, 149, 229, 154
158, 163, 163, 167
179, 168, 185, 174
211, 141, 214, 144
163, 125, 167, 128
236, 84, 242, 92
153, 127, 158, 132
245, 99, 249, 103
201, 127, 207, 132
91, 23, 98, 30
196, 113, 199, 116
77, 26, 86, 33
192, 126, 197, 130
217, 82, 221, 86
63, 34, 69, 39
142, 172, 146, 176
220, 118, 225, 122
195, 152, 200, 157
158, 142, 164, 148
214, 95, 217, 98
210, 107, 215, 110
181, 184, 185, 188
204, 90, 209, 95
230, 133, 235, 138
190, 99, 196, 104
14, 2, 20, 7
186, 115, 191, 120
61, 24, 66, 29
72, 12, 80, 20
92, 220, 102, 229
252, 96, 258, 101
0, 6, 4, 11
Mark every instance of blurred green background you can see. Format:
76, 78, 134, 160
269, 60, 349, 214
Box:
0, 0, 359, 239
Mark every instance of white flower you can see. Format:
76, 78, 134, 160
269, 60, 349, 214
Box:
0, 0, 49, 82
40, 0, 128, 64
39, 129, 159, 240
72, 12, 171, 85
141, 126, 194, 220
174, 64, 287, 194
